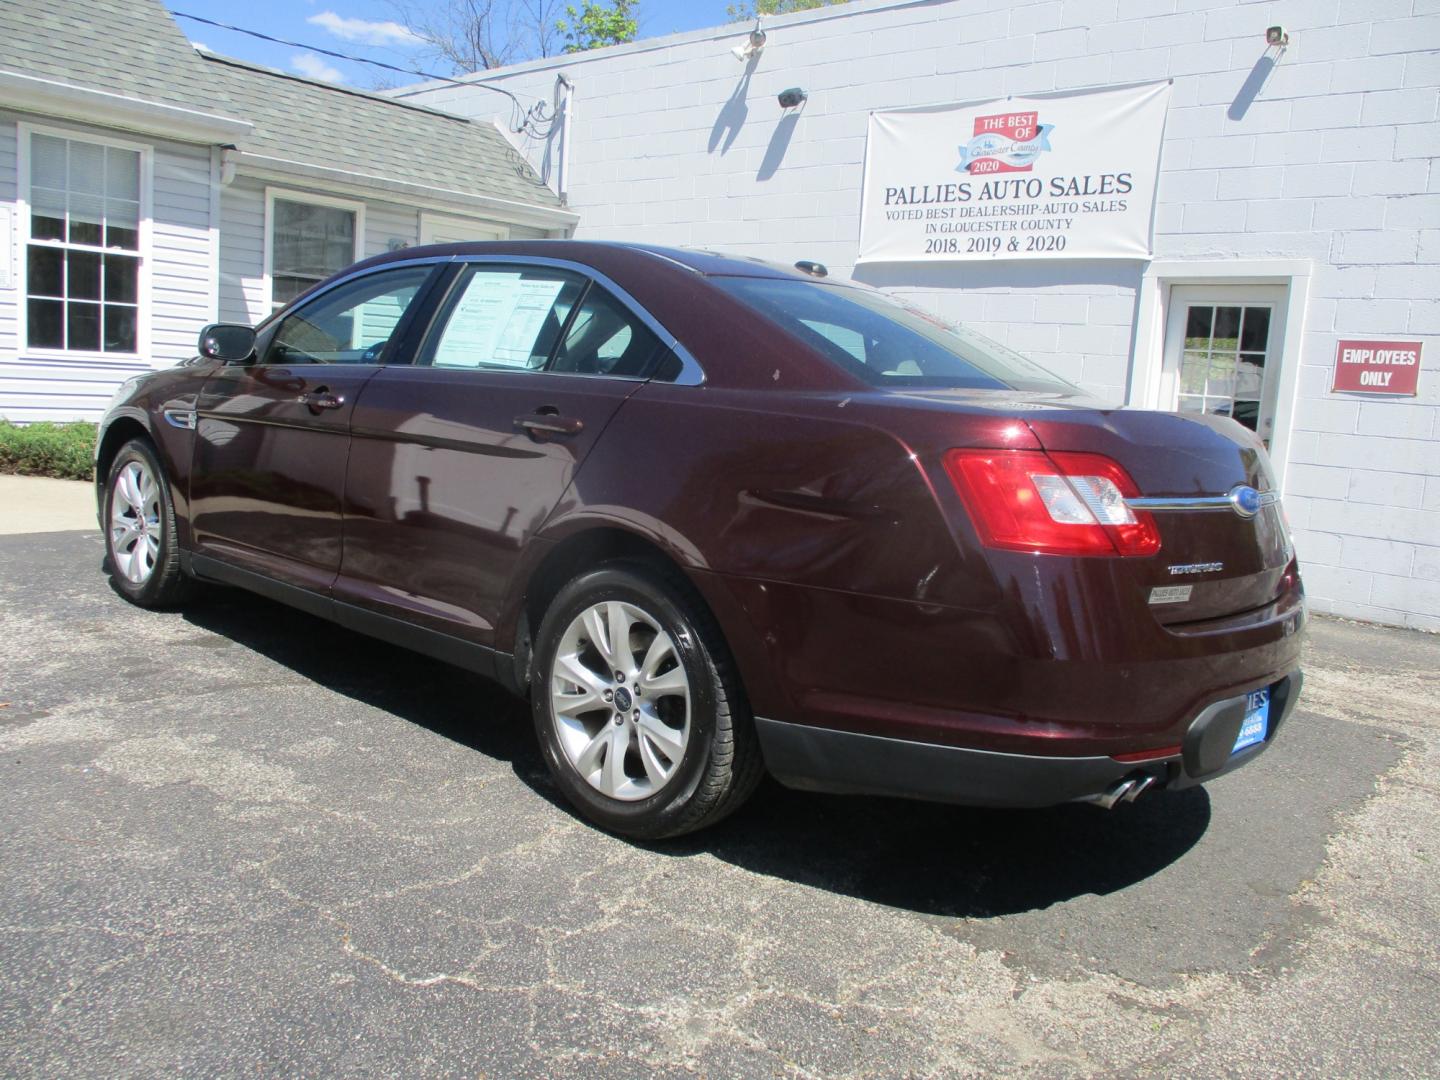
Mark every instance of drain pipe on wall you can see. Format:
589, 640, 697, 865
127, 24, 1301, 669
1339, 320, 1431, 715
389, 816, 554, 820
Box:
555, 73, 574, 214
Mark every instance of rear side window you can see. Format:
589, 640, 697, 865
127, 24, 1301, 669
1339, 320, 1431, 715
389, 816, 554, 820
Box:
421, 265, 585, 371
713, 276, 1078, 393
551, 285, 663, 378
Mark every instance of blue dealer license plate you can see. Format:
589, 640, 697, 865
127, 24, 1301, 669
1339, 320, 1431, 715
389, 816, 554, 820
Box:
1232, 689, 1270, 754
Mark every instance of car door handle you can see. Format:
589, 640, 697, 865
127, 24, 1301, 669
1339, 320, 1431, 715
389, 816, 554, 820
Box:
298, 390, 346, 412
515, 413, 584, 437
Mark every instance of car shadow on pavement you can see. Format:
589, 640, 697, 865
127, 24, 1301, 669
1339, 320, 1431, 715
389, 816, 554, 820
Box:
178, 586, 1210, 920
669, 779, 1210, 918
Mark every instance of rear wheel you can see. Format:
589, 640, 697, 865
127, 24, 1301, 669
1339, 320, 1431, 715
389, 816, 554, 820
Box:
531, 562, 762, 839
104, 438, 192, 608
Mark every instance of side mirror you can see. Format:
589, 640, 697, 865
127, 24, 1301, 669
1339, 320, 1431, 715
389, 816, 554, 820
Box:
198, 323, 257, 363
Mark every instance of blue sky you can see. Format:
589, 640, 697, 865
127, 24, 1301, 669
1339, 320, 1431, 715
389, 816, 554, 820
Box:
170, 1, 739, 88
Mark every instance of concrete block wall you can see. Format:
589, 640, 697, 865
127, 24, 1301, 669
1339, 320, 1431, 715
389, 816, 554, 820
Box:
401, 0, 1439, 630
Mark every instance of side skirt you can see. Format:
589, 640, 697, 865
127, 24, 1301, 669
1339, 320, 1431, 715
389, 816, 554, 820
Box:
185, 552, 516, 689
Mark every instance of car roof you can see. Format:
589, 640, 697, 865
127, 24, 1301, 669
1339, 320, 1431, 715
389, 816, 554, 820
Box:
361, 239, 822, 282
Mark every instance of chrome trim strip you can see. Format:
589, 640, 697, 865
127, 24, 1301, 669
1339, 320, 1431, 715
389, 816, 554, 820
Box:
162, 408, 197, 430
255, 255, 457, 333
267, 253, 706, 386
1127, 491, 1280, 512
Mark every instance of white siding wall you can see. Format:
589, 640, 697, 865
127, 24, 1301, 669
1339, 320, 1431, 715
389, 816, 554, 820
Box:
0, 111, 215, 423
405, 0, 1440, 631
216, 179, 549, 325
217, 176, 265, 325
0, 117, 17, 360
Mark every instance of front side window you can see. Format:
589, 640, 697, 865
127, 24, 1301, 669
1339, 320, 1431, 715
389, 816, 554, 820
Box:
269, 197, 358, 310
26, 132, 141, 353
713, 276, 1079, 394
265, 266, 432, 365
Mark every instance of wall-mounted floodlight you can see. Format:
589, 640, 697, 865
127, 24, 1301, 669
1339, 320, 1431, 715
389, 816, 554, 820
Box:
1265, 25, 1289, 46
732, 20, 767, 61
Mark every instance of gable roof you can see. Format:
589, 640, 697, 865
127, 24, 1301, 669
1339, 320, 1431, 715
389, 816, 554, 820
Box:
0, 0, 562, 212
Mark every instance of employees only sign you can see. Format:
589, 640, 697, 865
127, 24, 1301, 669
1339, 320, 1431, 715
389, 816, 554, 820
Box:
1332, 340, 1423, 396
858, 82, 1171, 264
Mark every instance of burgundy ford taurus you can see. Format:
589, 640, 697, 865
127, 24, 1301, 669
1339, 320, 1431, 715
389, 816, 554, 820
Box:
96, 242, 1305, 838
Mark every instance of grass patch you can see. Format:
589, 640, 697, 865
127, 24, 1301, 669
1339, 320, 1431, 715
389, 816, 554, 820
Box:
0, 420, 96, 481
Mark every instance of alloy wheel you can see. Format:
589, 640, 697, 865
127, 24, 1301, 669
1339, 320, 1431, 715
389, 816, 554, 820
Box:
549, 600, 692, 802
109, 459, 161, 585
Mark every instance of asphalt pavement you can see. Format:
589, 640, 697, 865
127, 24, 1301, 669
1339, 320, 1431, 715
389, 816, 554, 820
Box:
2, 522, 1436, 1077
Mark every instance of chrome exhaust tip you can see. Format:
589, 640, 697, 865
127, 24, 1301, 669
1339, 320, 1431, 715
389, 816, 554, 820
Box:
1078, 771, 1158, 810
1122, 774, 1157, 803
1083, 776, 1137, 811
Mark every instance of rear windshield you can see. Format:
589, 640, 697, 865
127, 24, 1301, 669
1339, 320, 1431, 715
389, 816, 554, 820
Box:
713, 276, 1078, 393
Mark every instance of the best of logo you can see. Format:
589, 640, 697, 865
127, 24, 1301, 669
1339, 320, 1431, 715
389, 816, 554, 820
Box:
958, 111, 1055, 175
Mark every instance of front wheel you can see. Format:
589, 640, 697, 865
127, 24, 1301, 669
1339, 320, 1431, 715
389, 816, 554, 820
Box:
104, 438, 192, 608
531, 563, 762, 839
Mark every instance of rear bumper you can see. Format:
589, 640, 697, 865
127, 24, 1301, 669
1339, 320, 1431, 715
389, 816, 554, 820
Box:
757, 671, 1303, 808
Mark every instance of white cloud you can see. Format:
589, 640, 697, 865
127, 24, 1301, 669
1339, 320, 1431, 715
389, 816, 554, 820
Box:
306, 10, 423, 47
291, 52, 344, 83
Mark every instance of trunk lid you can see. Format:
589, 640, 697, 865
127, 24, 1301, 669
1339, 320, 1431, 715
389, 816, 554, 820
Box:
1020, 406, 1293, 623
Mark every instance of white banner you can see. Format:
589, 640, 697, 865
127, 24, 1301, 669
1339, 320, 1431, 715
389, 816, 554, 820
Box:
857, 82, 1171, 264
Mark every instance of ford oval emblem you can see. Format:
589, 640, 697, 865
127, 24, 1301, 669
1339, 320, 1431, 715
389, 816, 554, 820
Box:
1228, 484, 1263, 518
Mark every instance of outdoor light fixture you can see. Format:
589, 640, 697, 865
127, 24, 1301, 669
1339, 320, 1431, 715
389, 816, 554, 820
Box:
778, 87, 808, 109
1265, 25, 1289, 46
732, 20, 767, 61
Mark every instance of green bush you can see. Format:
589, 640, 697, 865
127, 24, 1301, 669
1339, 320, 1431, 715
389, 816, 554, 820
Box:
0, 420, 96, 481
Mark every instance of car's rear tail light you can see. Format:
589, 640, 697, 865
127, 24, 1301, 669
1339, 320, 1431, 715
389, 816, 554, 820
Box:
942, 449, 1160, 557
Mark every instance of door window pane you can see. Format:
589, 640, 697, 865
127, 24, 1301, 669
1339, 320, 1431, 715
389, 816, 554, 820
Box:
25, 132, 143, 352
267, 266, 432, 365
425, 266, 585, 371
1175, 303, 1273, 432
270, 199, 357, 309
1239, 307, 1270, 353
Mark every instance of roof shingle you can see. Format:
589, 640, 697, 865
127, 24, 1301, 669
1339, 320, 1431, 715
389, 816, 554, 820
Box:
0, 0, 560, 210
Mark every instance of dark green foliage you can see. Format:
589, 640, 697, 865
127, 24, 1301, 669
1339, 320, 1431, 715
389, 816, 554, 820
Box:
0, 420, 96, 480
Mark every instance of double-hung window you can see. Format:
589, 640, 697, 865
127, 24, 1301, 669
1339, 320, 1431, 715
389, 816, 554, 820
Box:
267, 193, 362, 312
25, 131, 143, 354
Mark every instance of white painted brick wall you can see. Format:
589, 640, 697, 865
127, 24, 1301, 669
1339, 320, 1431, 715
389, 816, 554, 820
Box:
401, 0, 1440, 630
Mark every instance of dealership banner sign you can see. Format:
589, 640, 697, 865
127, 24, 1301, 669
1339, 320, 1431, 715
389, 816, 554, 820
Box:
858, 82, 1171, 263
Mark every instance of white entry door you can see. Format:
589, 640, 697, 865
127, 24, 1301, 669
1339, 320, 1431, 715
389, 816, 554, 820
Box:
419, 214, 507, 246
1160, 285, 1289, 445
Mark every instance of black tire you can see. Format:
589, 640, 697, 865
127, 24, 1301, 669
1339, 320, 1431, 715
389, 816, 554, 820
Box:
531, 561, 763, 839
103, 437, 193, 609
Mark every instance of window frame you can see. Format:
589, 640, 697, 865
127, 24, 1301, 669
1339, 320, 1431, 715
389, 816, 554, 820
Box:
263, 186, 366, 314
258, 262, 444, 367
413, 255, 704, 385
16, 121, 153, 361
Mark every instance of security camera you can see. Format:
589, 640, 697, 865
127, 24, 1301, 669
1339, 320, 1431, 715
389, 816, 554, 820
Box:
778, 87, 807, 109
732, 20, 766, 61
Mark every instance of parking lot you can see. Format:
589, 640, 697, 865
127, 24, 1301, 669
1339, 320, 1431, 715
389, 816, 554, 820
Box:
2, 519, 1437, 1077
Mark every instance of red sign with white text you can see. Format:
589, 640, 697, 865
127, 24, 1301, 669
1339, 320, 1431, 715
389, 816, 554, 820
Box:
1332, 339, 1422, 396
